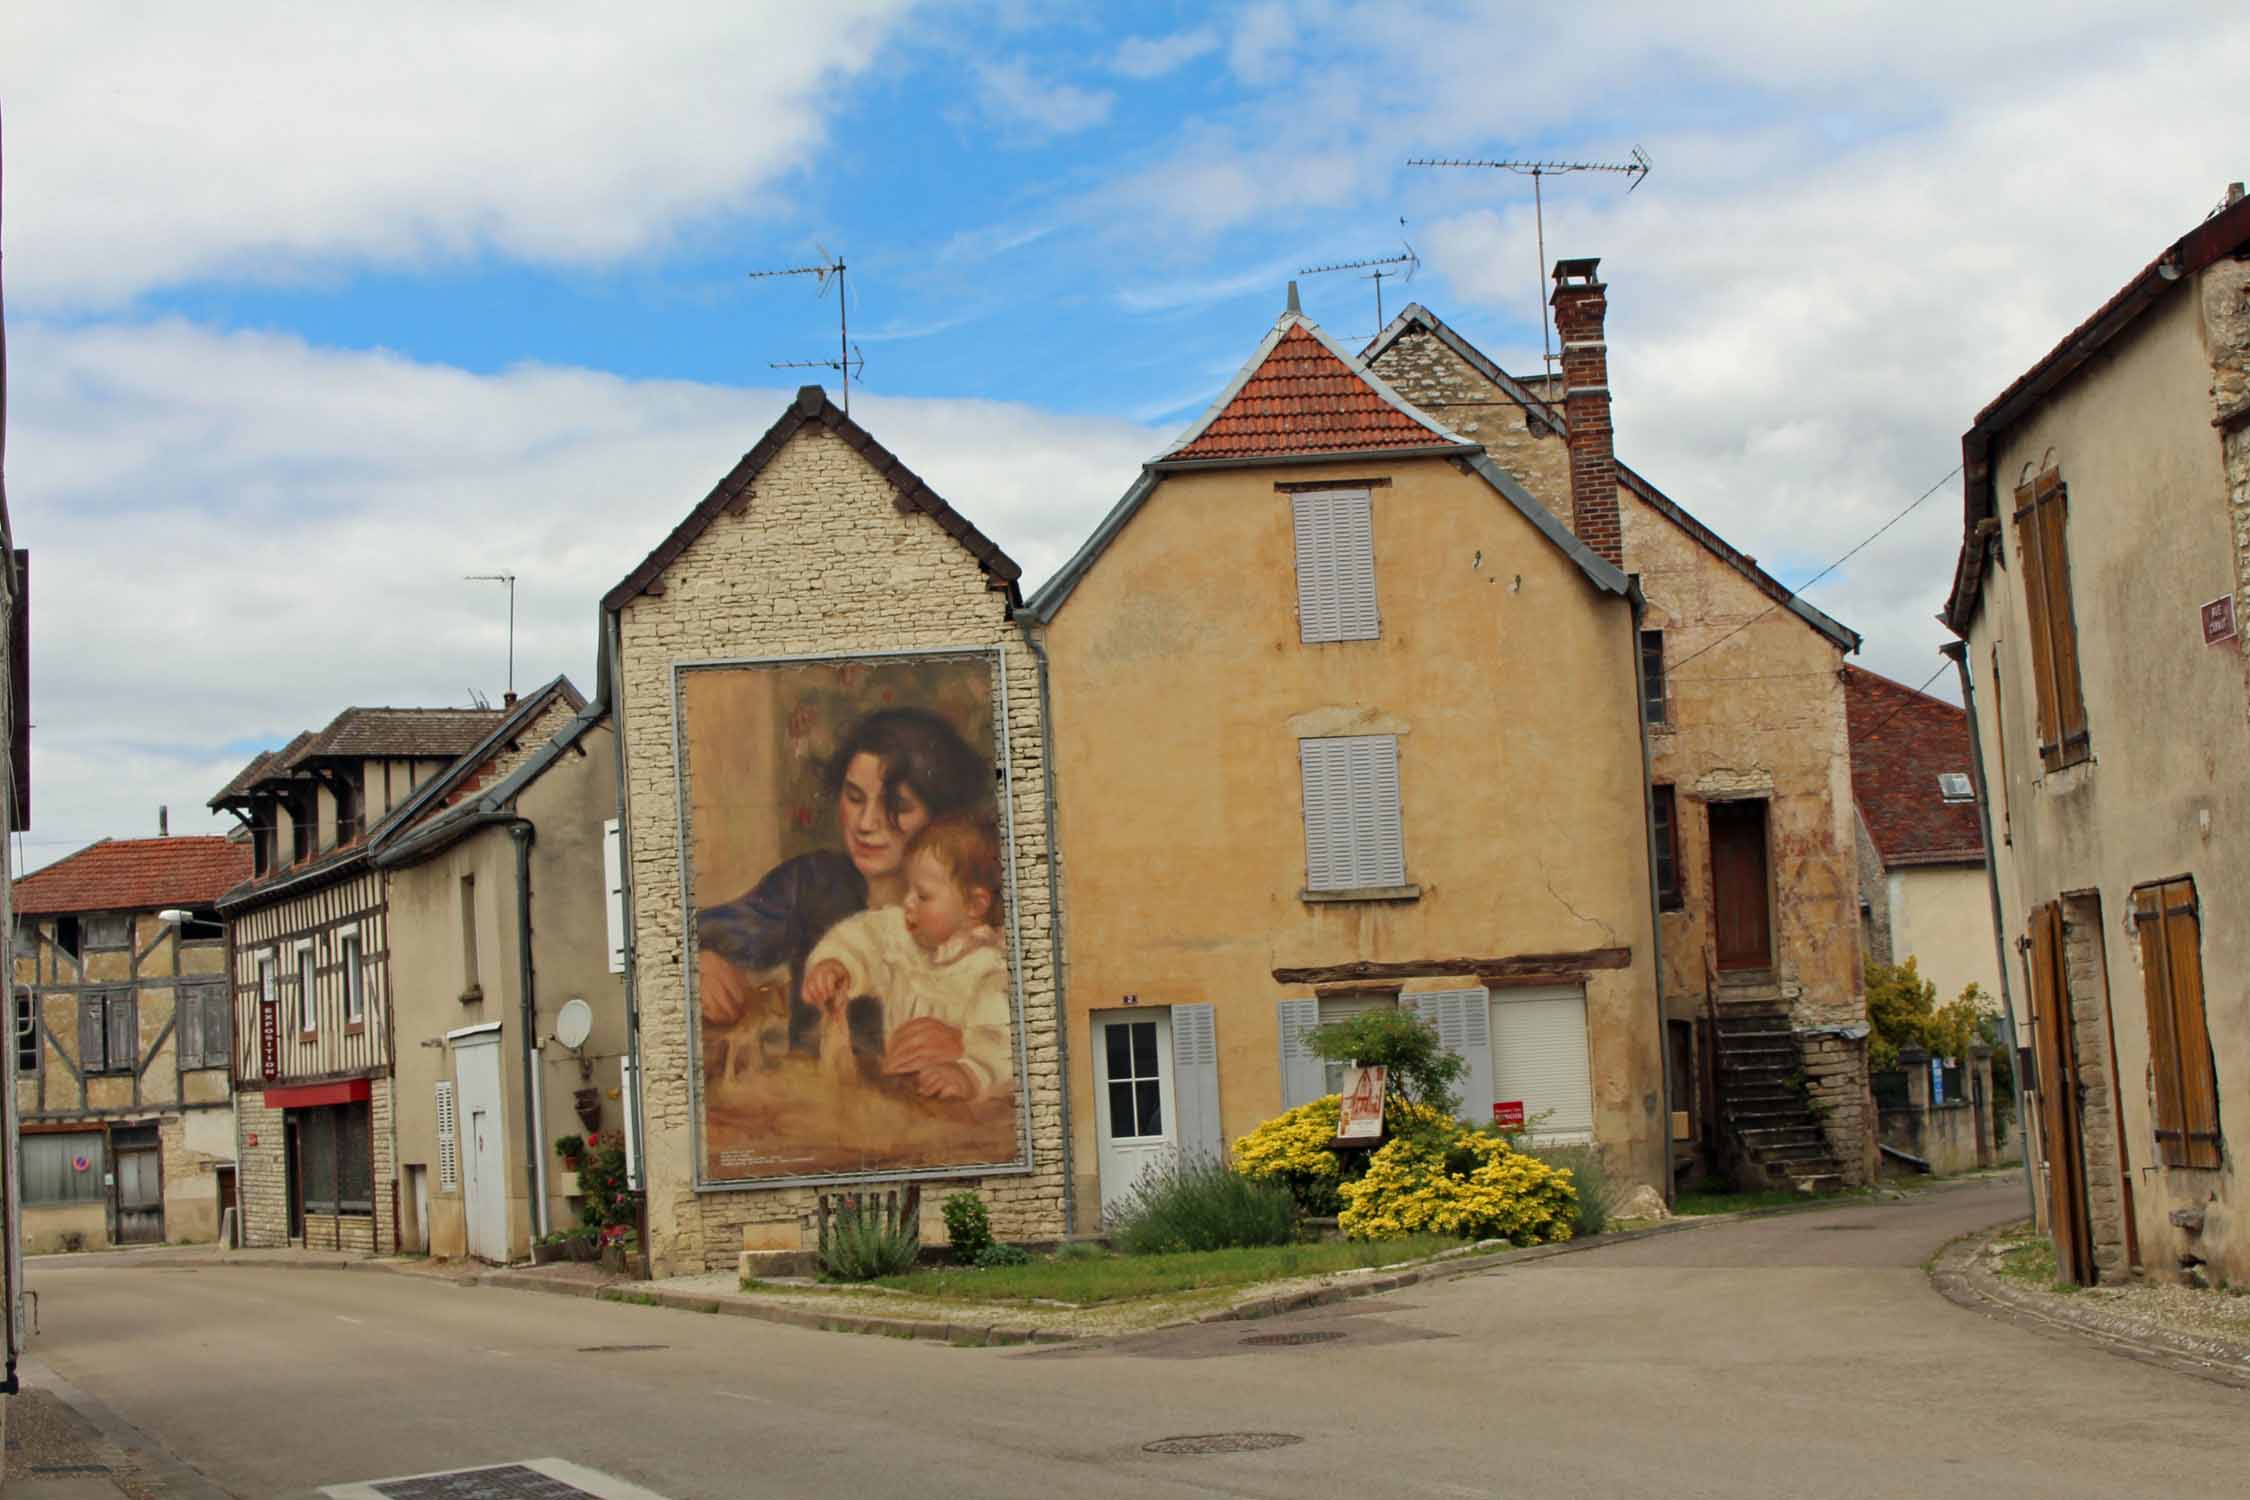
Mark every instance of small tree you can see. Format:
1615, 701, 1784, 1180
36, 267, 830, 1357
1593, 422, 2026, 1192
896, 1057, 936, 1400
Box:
1867, 958, 1989, 1072
1304, 1008, 1467, 1118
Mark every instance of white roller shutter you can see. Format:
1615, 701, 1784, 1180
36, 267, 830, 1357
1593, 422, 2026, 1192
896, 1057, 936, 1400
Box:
1489, 986, 1595, 1142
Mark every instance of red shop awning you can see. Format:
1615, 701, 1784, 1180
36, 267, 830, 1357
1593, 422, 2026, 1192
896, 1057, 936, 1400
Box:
264, 1078, 372, 1109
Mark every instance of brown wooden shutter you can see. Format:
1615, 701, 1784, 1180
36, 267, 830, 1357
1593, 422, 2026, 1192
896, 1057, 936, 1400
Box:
1988, 643, 2010, 842
2034, 476, 2089, 766
2027, 900, 2094, 1283
2138, 880, 2222, 1169
2012, 479, 2063, 767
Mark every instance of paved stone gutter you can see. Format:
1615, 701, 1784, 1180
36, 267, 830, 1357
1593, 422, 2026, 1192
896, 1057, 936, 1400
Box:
1931, 1225, 2250, 1391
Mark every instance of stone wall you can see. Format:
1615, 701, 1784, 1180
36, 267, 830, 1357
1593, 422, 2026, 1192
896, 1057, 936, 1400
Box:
236, 1090, 288, 1247
1800, 1029, 1872, 1181
1855, 814, 1892, 966
616, 418, 1064, 1276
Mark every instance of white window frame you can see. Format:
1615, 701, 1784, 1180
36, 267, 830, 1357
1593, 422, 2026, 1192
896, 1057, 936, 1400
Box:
15, 987, 40, 1076
341, 933, 366, 1027
1292, 488, 1380, 644
1937, 772, 1975, 803
296, 940, 318, 1038
1299, 734, 1407, 893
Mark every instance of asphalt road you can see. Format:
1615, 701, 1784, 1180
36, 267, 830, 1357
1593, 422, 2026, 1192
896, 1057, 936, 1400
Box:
18, 1180, 2249, 1499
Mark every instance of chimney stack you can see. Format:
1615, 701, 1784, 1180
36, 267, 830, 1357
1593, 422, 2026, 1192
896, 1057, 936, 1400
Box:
1551, 257, 1621, 569
159, 805, 168, 837
503, 691, 518, 708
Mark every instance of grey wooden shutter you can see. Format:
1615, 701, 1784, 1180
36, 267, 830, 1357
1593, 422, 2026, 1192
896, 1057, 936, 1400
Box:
1406, 987, 1494, 1126
603, 818, 627, 975
1293, 490, 1378, 644
1301, 740, 1341, 889
79, 996, 106, 1074
106, 992, 138, 1076
1170, 1003, 1224, 1164
177, 987, 203, 1069
203, 985, 231, 1072
1276, 998, 1327, 1108
1303, 735, 1405, 891
435, 1082, 460, 1192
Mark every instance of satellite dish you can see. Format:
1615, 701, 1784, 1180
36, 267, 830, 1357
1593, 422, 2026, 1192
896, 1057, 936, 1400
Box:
554, 998, 594, 1050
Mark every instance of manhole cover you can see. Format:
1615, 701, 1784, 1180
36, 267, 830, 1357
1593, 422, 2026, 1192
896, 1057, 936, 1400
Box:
576, 1344, 668, 1353
1143, 1433, 1305, 1455
1241, 1330, 1346, 1346
373, 1466, 600, 1498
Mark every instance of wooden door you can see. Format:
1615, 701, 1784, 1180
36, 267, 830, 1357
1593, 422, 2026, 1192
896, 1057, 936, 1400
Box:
2028, 902, 2096, 1284
115, 1144, 164, 1244
1709, 800, 1772, 971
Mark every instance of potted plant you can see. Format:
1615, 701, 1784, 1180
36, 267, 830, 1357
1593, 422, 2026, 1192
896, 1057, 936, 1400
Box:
555, 1133, 587, 1171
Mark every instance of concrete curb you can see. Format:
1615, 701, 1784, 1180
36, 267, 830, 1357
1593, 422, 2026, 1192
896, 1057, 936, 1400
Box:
1930, 1226, 2250, 1392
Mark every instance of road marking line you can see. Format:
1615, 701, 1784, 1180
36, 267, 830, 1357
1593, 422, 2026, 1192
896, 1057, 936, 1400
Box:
718, 1389, 770, 1404
335, 1315, 363, 1325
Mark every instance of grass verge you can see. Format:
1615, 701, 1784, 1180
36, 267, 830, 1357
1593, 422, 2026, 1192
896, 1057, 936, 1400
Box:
1988, 1226, 2077, 1294
871, 1235, 1461, 1306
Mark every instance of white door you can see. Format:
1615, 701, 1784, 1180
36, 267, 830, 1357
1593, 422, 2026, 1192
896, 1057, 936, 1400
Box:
453, 1035, 510, 1262
1489, 984, 1596, 1143
1093, 1010, 1176, 1224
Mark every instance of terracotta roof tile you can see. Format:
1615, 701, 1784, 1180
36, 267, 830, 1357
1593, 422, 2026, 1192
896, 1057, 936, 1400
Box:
14, 836, 252, 916
1169, 324, 1454, 460
1844, 666, 1985, 867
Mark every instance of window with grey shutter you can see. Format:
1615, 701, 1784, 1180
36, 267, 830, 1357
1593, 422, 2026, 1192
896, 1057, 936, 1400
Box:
1169, 1003, 1224, 1164
1276, 998, 1327, 1108
1299, 735, 1406, 891
1406, 988, 1495, 1126
176, 987, 202, 1069
106, 992, 139, 1076
204, 984, 232, 1072
78, 994, 107, 1074
1292, 489, 1379, 643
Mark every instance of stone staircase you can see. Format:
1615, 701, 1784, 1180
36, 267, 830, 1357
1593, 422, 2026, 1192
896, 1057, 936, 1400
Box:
1713, 1002, 1846, 1193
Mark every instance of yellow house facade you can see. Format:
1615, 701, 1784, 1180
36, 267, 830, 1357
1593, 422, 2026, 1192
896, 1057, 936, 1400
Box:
1026, 280, 1670, 1225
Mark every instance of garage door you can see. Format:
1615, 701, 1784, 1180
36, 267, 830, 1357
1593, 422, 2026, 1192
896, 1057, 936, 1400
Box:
1489, 985, 1594, 1142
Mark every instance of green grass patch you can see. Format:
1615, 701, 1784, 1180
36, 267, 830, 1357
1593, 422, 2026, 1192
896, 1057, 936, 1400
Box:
1989, 1229, 2077, 1293
873, 1235, 1462, 1306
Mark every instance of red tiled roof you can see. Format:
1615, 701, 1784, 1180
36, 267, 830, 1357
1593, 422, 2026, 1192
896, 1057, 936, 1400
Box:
1168, 323, 1455, 461
14, 836, 252, 916
1843, 666, 1985, 867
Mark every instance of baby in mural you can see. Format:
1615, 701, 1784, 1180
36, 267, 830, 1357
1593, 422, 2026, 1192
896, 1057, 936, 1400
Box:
801, 813, 1013, 1103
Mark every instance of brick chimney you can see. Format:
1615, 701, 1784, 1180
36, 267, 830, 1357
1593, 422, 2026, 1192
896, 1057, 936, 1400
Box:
1551, 257, 1621, 568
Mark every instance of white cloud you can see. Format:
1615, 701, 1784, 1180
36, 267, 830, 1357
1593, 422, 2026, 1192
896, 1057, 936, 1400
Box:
1228, 3, 1299, 85
6, 319, 1160, 869
974, 59, 1115, 138
0, 1, 911, 307
1112, 28, 1220, 79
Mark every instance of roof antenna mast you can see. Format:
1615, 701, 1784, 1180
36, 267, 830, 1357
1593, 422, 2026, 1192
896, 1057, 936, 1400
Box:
749, 247, 864, 413
1407, 147, 1650, 386
464, 572, 516, 700
1299, 235, 1421, 336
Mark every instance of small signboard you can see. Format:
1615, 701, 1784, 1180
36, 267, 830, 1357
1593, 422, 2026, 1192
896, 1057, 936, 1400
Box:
1930, 1055, 1947, 1106
1493, 1100, 1526, 1129
1336, 1064, 1388, 1141
259, 997, 281, 1082
2201, 594, 2238, 647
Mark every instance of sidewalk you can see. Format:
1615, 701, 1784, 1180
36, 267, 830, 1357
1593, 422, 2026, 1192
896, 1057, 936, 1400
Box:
26, 1243, 482, 1283
6, 1361, 228, 1500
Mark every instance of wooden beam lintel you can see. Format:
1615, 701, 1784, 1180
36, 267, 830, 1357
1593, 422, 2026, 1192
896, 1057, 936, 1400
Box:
1273, 947, 1632, 987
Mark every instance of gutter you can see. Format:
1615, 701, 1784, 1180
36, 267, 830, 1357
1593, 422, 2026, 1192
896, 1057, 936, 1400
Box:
1627, 577, 1675, 1205
605, 608, 648, 1196
1015, 614, 1074, 1235
508, 820, 549, 1240
1940, 640, 2038, 1220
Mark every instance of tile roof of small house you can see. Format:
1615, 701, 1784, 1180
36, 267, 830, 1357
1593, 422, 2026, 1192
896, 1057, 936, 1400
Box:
13, 835, 252, 916
1843, 665, 1986, 868
1158, 315, 1467, 462
210, 709, 506, 808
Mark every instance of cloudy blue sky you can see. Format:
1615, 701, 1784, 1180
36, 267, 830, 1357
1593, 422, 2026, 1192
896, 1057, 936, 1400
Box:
3, 1, 2244, 867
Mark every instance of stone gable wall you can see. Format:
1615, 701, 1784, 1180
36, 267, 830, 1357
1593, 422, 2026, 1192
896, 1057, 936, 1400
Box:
615, 424, 1063, 1275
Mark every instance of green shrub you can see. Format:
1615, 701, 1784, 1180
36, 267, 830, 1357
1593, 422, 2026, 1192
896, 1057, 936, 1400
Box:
1303, 1008, 1467, 1115
941, 1191, 993, 1261
1109, 1153, 1298, 1255
1340, 1130, 1577, 1244
1052, 1240, 1110, 1262
972, 1242, 1031, 1268
819, 1191, 922, 1281
1522, 1142, 1612, 1238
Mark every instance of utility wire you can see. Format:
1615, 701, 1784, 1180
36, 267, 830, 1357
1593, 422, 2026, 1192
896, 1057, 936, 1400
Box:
1850, 660, 1956, 744
1669, 462, 1963, 678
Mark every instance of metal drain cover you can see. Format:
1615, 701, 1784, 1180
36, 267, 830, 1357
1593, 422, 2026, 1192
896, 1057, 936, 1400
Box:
576, 1344, 668, 1353
1241, 1330, 1346, 1347
1813, 1225, 1877, 1232
1144, 1433, 1305, 1455
373, 1465, 601, 1498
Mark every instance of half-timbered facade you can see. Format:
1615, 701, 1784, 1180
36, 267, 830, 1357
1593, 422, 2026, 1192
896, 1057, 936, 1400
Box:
213, 706, 502, 1253
12, 836, 248, 1250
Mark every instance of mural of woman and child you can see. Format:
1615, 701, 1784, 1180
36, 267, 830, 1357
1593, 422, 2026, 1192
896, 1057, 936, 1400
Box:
685, 654, 1025, 1184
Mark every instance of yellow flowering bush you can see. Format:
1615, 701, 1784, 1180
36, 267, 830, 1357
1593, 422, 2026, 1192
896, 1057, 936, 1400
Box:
1234, 1095, 1489, 1216
1339, 1131, 1577, 1245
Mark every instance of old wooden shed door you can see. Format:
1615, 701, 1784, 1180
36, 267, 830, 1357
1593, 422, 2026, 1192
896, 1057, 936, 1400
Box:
1708, 800, 1772, 971
113, 1127, 164, 1245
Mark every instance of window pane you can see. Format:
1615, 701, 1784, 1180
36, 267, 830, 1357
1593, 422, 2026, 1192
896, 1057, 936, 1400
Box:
22, 1132, 105, 1205
300, 1108, 338, 1211
338, 1102, 374, 1213
1105, 1023, 1131, 1081
1135, 1080, 1164, 1137
1129, 1020, 1157, 1080
1107, 1081, 1136, 1139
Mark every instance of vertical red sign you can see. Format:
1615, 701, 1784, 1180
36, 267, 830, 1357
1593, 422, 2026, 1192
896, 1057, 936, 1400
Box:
259, 998, 280, 1081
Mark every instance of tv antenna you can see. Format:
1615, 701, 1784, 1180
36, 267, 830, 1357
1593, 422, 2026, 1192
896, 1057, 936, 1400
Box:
749, 246, 864, 413
1299, 239, 1420, 330
464, 572, 516, 698
1408, 147, 1651, 384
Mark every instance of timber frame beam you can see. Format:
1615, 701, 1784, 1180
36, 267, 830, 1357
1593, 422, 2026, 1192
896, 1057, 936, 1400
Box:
1271, 946, 1632, 986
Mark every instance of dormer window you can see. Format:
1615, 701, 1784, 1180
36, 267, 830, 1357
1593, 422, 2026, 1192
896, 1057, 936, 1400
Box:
252, 811, 275, 877
1937, 772, 1975, 803
291, 792, 314, 863
334, 773, 362, 844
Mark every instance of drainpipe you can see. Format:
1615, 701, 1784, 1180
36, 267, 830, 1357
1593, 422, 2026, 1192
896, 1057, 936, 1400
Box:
508, 820, 548, 1241
606, 609, 647, 1196
1015, 614, 1075, 1236
1627, 580, 1675, 1203
1941, 639, 2037, 1219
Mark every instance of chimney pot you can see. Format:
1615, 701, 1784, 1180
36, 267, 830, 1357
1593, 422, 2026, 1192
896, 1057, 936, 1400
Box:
503, 691, 518, 707
159, 805, 169, 837
1550, 258, 1621, 569
1285, 280, 1302, 316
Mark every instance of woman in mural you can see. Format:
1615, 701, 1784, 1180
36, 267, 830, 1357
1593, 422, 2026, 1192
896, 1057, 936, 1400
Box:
696, 706, 993, 1094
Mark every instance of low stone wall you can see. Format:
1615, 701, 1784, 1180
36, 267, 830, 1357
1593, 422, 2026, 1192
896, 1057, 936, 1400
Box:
1799, 1029, 1874, 1185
